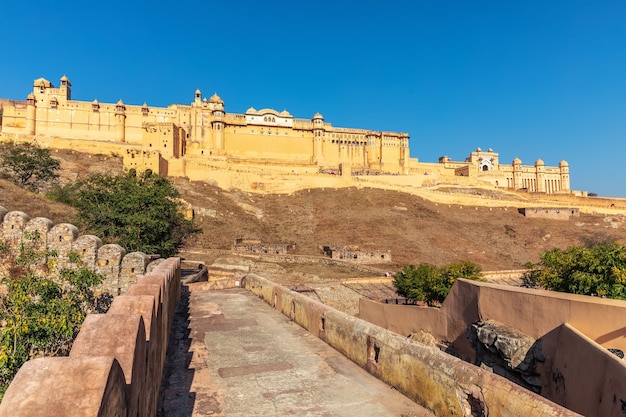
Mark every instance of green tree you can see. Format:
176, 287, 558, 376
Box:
0, 235, 110, 400
524, 242, 626, 299
50, 169, 198, 257
393, 261, 482, 306
0, 141, 60, 192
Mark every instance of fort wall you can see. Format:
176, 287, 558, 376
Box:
0, 75, 577, 196
244, 273, 581, 416
0, 206, 160, 294
359, 279, 626, 417
0, 257, 181, 417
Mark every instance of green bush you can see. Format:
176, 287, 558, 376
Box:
0, 141, 60, 192
393, 260, 482, 306
49, 170, 199, 257
0, 235, 110, 400
523, 242, 626, 299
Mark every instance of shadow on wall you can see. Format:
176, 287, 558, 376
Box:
0, 257, 182, 417
0, 205, 163, 294
360, 279, 626, 417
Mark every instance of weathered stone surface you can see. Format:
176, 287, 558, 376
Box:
70, 314, 147, 417
0, 251, 180, 417
0, 208, 155, 295
2, 211, 29, 249
0, 356, 127, 417
72, 234, 103, 269
469, 319, 545, 392
246, 274, 581, 416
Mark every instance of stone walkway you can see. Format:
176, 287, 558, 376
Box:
158, 285, 434, 417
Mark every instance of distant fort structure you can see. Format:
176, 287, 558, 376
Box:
0, 75, 571, 195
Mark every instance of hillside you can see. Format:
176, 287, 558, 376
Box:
2, 150, 626, 275
175, 178, 626, 271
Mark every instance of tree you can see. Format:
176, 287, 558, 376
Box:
523, 242, 626, 299
0, 141, 60, 192
49, 170, 198, 257
0, 234, 110, 399
393, 261, 482, 306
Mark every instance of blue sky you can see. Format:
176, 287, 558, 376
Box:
1, 1, 625, 196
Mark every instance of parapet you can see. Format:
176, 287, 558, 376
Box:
244, 274, 581, 416
0, 206, 158, 294
0, 257, 182, 417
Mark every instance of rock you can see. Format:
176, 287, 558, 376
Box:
468, 320, 544, 393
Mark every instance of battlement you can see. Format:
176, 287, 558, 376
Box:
0, 206, 161, 294
0, 75, 578, 196
0, 257, 181, 417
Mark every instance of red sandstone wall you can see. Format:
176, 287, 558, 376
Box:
244, 273, 580, 417
360, 279, 626, 417
0, 258, 181, 417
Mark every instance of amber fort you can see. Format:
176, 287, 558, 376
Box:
4, 76, 626, 417
0, 75, 573, 195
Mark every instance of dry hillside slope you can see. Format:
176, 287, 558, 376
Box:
2, 150, 626, 273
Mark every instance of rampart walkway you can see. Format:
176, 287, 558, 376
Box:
159, 285, 434, 416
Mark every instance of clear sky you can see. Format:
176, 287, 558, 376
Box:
1, 1, 625, 196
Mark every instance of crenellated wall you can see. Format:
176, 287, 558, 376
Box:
243, 273, 581, 417
0, 205, 160, 294
0, 257, 181, 417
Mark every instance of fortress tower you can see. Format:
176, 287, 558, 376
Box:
0, 75, 573, 195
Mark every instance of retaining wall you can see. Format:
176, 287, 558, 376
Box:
243, 273, 580, 417
360, 279, 626, 417
0, 257, 181, 417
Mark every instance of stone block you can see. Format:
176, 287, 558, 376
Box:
126, 283, 164, 416
96, 244, 126, 294
108, 295, 157, 417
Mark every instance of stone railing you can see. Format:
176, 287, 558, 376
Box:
0, 206, 161, 294
0, 257, 181, 417
243, 273, 581, 417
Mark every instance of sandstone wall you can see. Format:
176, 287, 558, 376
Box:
243, 273, 580, 417
0, 206, 156, 294
0, 257, 181, 417
360, 279, 626, 417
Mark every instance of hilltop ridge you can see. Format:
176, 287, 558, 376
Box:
2, 150, 625, 274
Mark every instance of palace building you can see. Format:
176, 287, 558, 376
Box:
0, 75, 571, 195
